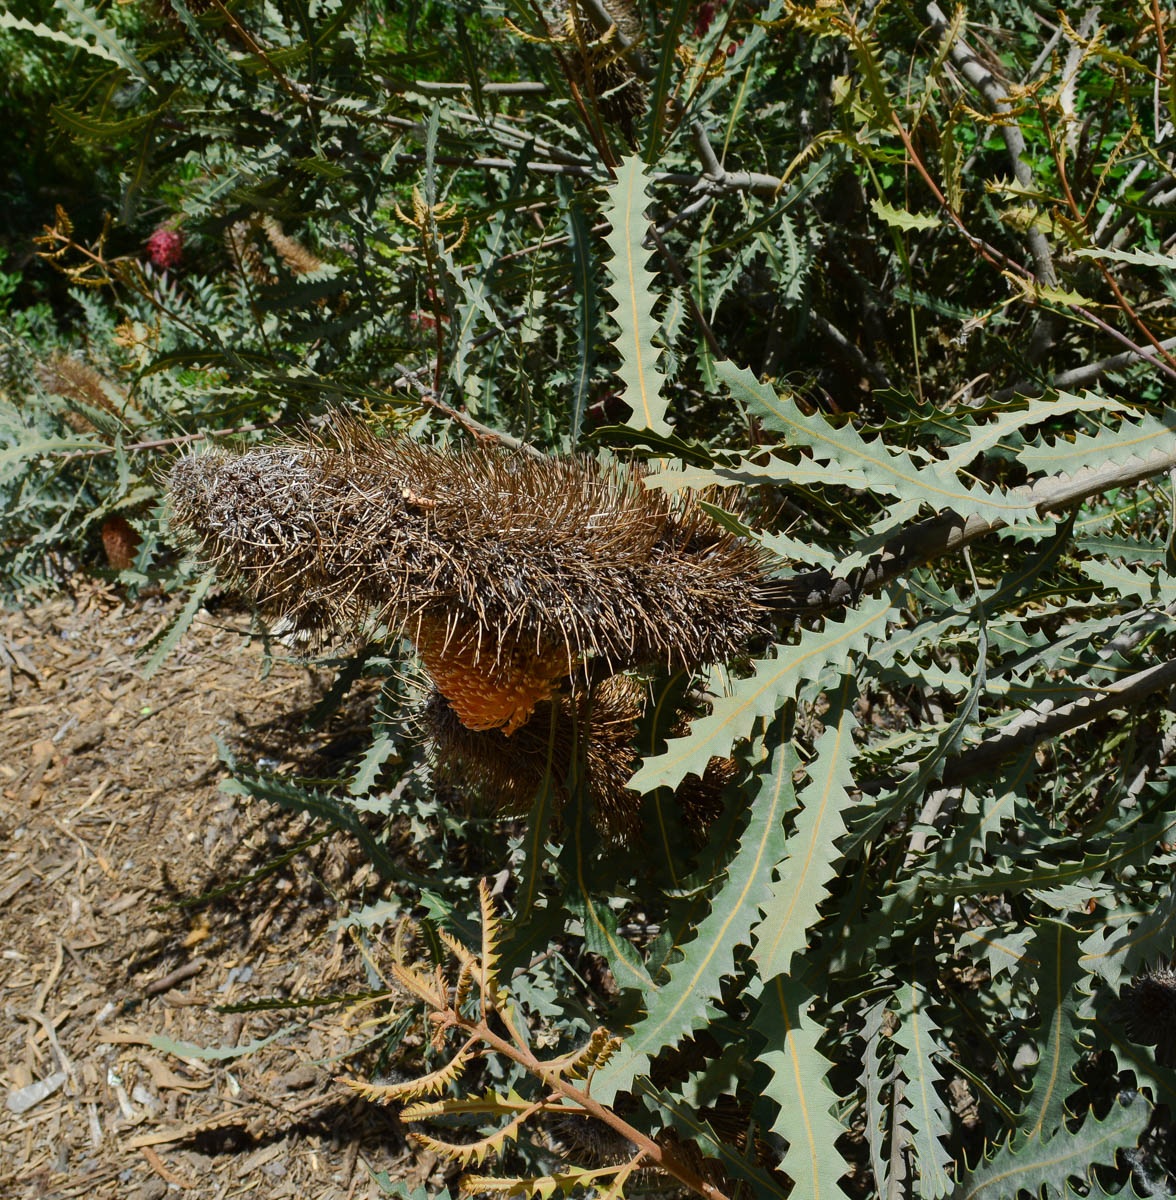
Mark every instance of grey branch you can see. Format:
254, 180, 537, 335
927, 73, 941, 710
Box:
989, 335, 1176, 404
942, 658, 1176, 785
926, 1, 1057, 290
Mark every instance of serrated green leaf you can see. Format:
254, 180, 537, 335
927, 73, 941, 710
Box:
1017, 409, 1176, 476
943, 392, 1128, 469
56, 0, 149, 80
753, 974, 848, 1199
871, 198, 941, 230
592, 722, 795, 1105
893, 980, 954, 1198
645, 455, 878, 492
151, 1025, 298, 1061
1075, 246, 1176, 269
628, 596, 891, 794
1079, 558, 1176, 602
752, 675, 858, 979
0, 9, 123, 65
950, 1095, 1149, 1200
602, 156, 669, 435
50, 103, 160, 141
720, 362, 1032, 522
1019, 921, 1086, 1140
1080, 886, 1176, 985
140, 568, 215, 679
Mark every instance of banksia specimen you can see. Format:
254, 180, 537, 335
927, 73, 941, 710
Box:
261, 215, 324, 276
101, 515, 142, 571
39, 353, 132, 432
167, 419, 779, 735
145, 224, 183, 270
550, 0, 646, 142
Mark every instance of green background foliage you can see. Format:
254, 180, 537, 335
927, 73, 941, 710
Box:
3, 0, 1176, 1195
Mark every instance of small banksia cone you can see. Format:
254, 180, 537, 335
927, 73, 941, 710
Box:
167, 417, 781, 736
1118, 965, 1176, 1064
101, 515, 141, 571
425, 675, 643, 839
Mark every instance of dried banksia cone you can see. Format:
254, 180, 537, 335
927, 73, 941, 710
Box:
551, 0, 647, 141
167, 419, 780, 732
425, 675, 643, 839
1119, 966, 1176, 1063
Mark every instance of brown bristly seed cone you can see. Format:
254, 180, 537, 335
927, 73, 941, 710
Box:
166, 415, 783, 737
426, 676, 739, 839
425, 675, 644, 839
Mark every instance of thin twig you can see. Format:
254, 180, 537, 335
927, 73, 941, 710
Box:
391, 362, 544, 459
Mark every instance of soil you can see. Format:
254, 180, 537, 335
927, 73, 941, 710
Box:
0, 583, 437, 1200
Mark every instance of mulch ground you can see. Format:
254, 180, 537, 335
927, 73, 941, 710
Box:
0, 584, 442, 1200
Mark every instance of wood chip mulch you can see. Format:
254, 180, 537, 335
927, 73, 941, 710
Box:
0, 584, 443, 1200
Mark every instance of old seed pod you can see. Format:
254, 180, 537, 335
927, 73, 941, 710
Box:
167, 418, 780, 735
425, 675, 643, 839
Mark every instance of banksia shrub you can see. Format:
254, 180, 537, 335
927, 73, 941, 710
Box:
167, 420, 779, 735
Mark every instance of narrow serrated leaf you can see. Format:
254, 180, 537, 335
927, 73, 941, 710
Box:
629, 597, 890, 794
602, 156, 669, 435
720, 362, 1032, 522
1019, 921, 1086, 1140
753, 675, 859, 978
893, 980, 954, 1198
592, 724, 795, 1104
950, 1095, 1149, 1200
753, 974, 848, 1199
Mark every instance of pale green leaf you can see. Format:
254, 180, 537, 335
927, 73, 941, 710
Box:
893, 980, 954, 1198
950, 1095, 1149, 1199
720, 362, 1033, 523
592, 724, 796, 1105
871, 198, 941, 230
1019, 921, 1086, 1140
602, 156, 669, 435
628, 596, 891, 794
1075, 246, 1176, 269
753, 974, 848, 1200
752, 675, 859, 979
1017, 409, 1176, 477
